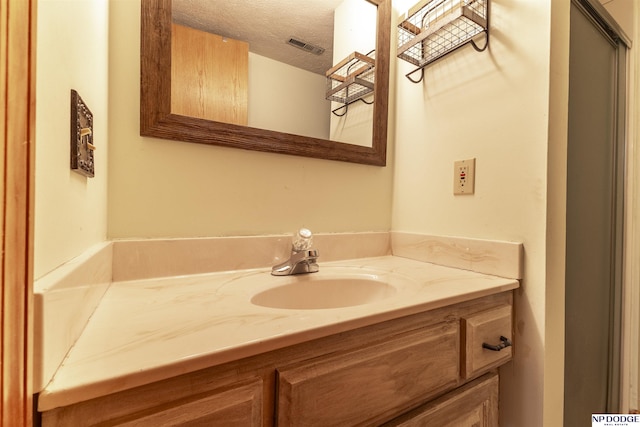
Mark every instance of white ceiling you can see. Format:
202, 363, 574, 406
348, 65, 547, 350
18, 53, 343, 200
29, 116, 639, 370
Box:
172, 0, 346, 75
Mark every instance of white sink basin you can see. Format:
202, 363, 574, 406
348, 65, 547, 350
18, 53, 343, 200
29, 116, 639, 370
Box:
251, 276, 397, 309
235, 268, 421, 310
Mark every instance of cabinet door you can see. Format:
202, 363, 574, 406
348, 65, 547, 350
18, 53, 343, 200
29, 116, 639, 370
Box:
120, 379, 262, 426
383, 371, 499, 427
462, 305, 513, 379
277, 321, 459, 426
43, 378, 263, 427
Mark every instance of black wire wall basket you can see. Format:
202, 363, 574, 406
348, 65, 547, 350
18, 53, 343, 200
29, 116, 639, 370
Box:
325, 51, 376, 116
397, 0, 490, 83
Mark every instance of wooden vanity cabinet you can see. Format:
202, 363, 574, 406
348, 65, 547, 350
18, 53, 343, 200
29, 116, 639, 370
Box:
277, 321, 460, 426
40, 375, 267, 427
112, 378, 263, 426
39, 291, 514, 427
382, 372, 499, 427
462, 305, 513, 380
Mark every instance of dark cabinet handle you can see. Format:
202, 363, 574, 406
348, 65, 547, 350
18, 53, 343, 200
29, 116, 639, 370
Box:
482, 336, 512, 351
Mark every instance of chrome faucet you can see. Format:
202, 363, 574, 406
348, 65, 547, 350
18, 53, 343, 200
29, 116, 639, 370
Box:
271, 228, 319, 276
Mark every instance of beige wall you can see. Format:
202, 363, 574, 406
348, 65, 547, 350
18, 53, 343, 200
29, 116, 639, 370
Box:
601, 0, 639, 412
248, 52, 330, 140
391, 0, 559, 425
34, 0, 109, 279
329, 0, 377, 146
632, 1, 640, 410
107, 0, 393, 239
600, 0, 640, 412
602, 0, 635, 38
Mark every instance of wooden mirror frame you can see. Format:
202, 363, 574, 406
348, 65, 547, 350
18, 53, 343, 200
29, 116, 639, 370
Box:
140, 0, 390, 166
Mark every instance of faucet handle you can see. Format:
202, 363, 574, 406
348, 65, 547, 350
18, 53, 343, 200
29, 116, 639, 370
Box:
292, 228, 313, 251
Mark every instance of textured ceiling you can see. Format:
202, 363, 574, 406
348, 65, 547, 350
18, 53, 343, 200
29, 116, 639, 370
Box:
172, 0, 346, 75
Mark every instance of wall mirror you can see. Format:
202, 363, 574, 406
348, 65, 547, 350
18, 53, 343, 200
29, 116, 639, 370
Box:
140, 0, 390, 166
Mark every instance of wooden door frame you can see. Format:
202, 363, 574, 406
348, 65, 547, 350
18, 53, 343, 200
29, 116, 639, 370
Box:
1, 0, 36, 425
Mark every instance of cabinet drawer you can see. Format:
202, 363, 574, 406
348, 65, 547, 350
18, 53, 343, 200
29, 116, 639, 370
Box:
462, 305, 513, 379
59, 378, 264, 427
277, 321, 459, 426
382, 371, 499, 427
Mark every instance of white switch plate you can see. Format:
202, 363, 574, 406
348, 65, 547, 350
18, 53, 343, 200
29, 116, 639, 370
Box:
454, 158, 475, 195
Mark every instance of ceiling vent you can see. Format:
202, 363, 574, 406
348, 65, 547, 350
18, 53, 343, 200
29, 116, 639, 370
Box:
286, 37, 325, 55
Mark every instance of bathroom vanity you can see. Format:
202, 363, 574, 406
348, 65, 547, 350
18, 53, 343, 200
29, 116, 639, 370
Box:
38, 268, 514, 425
34, 234, 521, 426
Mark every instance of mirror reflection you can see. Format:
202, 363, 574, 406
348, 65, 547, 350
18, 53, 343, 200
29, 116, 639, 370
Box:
171, 0, 377, 146
140, 0, 390, 166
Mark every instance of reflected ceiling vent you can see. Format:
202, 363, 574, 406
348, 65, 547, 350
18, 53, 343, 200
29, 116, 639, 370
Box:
286, 37, 325, 55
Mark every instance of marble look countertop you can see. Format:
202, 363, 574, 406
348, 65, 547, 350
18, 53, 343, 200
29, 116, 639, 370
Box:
37, 255, 519, 412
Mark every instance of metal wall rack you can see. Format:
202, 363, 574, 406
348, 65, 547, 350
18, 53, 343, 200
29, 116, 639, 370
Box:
325, 51, 375, 116
397, 0, 489, 83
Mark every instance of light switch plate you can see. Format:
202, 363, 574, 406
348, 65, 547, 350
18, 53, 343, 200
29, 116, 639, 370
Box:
70, 90, 95, 177
454, 158, 475, 195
